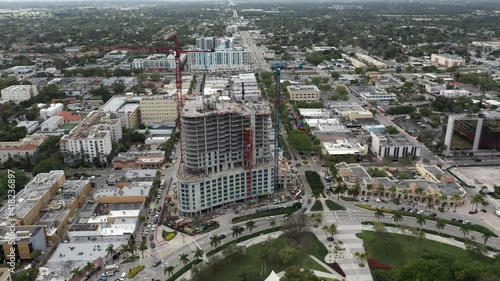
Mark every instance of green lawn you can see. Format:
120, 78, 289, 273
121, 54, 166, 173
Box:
61, 123, 78, 130
357, 231, 495, 269
311, 200, 324, 211
209, 232, 328, 280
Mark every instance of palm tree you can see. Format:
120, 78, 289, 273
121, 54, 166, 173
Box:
128, 244, 137, 256
70, 267, 83, 279
322, 225, 330, 237
193, 248, 204, 260
139, 241, 148, 259
84, 261, 95, 277
354, 252, 370, 265
310, 213, 323, 225
426, 195, 434, 210
179, 253, 189, 266
470, 194, 484, 212
482, 232, 492, 245
389, 186, 397, 198
416, 231, 426, 250
391, 211, 403, 226
334, 185, 347, 202
231, 225, 243, 239
439, 194, 448, 208
164, 266, 175, 277
416, 214, 426, 229
452, 194, 461, 211
454, 270, 466, 281
460, 225, 469, 238
258, 248, 268, 278
246, 220, 256, 233
377, 185, 385, 198
402, 188, 409, 200
435, 219, 446, 237
374, 208, 384, 221
106, 244, 116, 257
415, 187, 424, 204
122, 244, 129, 258
210, 234, 222, 248
329, 223, 339, 237
269, 220, 276, 228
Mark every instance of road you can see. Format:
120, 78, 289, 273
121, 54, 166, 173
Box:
240, 30, 269, 71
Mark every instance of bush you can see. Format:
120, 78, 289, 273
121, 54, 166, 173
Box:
231, 207, 297, 223
127, 265, 145, 278
311, 200, 324, 211
165, 232, 177, 241
121, 255, 139, 264
166, 259, 202, 281
206, 227, 282, 257
325, 199, 346, 210
340, 196, 358, 202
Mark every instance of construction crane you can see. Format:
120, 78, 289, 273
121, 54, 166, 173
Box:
85, 33, 213, 165
272, 67, 281, 192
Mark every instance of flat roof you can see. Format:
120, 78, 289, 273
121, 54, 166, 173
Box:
182, 95, 270, 118
322, 139, 365, 155
372, 132, 420, 147
287, 85, 320, 92
87, 210, 141, 224
93, 181, 152, 199
0, 225, 43, 243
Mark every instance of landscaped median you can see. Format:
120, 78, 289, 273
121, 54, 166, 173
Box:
325, 199, 346, 211
231, 206, 298, 223
310, 200, 324, 211
162, 230, 177, 241
355, 203, 497, 237
127, 265, 145, 278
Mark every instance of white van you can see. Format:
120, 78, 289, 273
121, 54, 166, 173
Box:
495, 210, 500, 217
120, 272, 126, 281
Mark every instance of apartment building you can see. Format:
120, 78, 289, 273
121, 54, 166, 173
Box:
1, 85, 38, 102
132, 54, 187, 72
59, 111, 122, 164
431, 54, 465, 67
140, 95, 177, 124
177, 96, 274, 215
187, 46, 253, 72
40, 116, 64, 132
0, 135, 48, 164
40, 103, 64, 120
371, 132, 421, 160
355, 53, 387, 68
287, 85, 321, 102
16, 121, 39, 134
100, 96, 141, 129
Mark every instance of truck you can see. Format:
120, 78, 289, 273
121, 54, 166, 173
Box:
105, 264, 119, 276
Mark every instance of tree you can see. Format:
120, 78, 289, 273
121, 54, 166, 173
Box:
482, 232, 492, 245
391, 212, 403, 226
416, 231, 426, 250
258, 248, 268, 278
32, 157, 64, 176
84, 261, 96, 276
106, 244, 116, 258
282, 212, 312, 243
70, 267, 83, 278
334, 184, 347, 203
231, 225, 243, 239
287, 130, 312, 153
246, 220, 256, 234
269, 220, 276, 228
436, 219, 446, 237
193, 248, 204, 260
164, 266, 175, 277
280, 267, 321, 281
322, 225, 331, 237
150, 72, 162, 82
416, 214, 426, 229
396, 259, 452, 281
179, 253, 189, 266
460, 225, 469, 238
375, 208, 385, 221
0, 169, 30, 198
453, 194, 461, 211
470, 194, 484, 212
279, 245, 297, 265
139, 241, 148, 259
210, 234, 222, 248
111, 82, 126, 94
309, 213, 323, 226
373, 221, 386, 233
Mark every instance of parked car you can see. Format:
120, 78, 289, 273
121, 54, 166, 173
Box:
267, 216, 275, 221
219, 234, 227, 239
430, 213, 437, 217
375, 198, 381, 203
153, 260, 161, 267
399, 207, 406, 211
149, 234, 154, 241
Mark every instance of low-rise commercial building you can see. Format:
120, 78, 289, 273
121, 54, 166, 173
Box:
40, 116, 64, 132
370, 132, 421, 160
355, 53, 387, 68
58, 111, 82, 124
0, 135, 48, 164
100, 96, 141, 129
327, 101, 373, 120
425, 83, 445, 94
350, 86, 396, 101
93, 182, 153, 204
1, 85, 38, 102
322, 139, 368, 156
341, 54, 367, 69
298, 108, 331, 119
287, 85, 320, 102
0, 226, 47, 262
112, 151, 165, 169
431, 54, 465, 67
16, 121, 39, 134
40, 103, 64, 120
132, 54, 186, 72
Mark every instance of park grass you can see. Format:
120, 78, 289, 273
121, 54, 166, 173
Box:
357, 231, 495, 269
302, 256, 329, 273
209, 232, 328, 280
311, 200, 324, 211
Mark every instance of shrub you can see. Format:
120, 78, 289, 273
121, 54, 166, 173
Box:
121, 255, 139, 264
311, 200, 324, 211
327, 237, 334, 242
231, 207, 297, 223
166, 259, 202, 281
340, 196, 358, 202
164, 231, 177, 241
127, 265, 145, 278
325, 199, 346, 211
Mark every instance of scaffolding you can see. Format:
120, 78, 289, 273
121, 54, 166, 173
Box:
243, 128, 254, 198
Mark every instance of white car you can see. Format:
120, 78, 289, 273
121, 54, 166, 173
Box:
375, 198, 381, 203
495, 210, 500, 217
151, 225, 156, 231
147, 223, 152, 228
266, 216, 275, 221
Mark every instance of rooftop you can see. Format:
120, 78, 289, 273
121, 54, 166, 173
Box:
372, 132, 420, 147
322, 139, 366, 155
326, 101, 366, 113
287, 85, 320, 92
113, 151, 165, 164
0, 225, 43, 243
122, 169, 158, 181
60, 111, 120, 140
93, 181, 152, 199
182, 95, 270, 118
0, 170, 65, 224
0, 135, 47, 151
305, 118, 350, 133
1, 85, 34, 91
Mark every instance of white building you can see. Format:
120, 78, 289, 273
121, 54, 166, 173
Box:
100, 96, 142, 129
231, 73, 261, 101
16, 121, 39, 134
371, 132, 421, 160
40, 103, 64, 120
187, 46, 253, 72
341, 54, 367, 69
0, 135, 47, 164
322, 139, 368, 156
431, 54, 465, 67
132, 54, 186, 72
298, 108, 331, 119
350, 86, 396, 101
40, 116, 64, 132
1, 85, 38, 102
439, 89, 473, 98
59, 111, 122, 164
103, 50, 128, 60
425, 83, 445, 94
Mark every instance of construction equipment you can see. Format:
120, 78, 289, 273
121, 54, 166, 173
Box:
272, 67, 281, 192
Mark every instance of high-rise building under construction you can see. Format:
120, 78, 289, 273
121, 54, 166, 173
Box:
177, 96, 274, 215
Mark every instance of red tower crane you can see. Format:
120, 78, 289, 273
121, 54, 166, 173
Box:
85, 33, 211, 119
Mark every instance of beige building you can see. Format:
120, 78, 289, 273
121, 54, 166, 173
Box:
431, 54, 465, 67
140, 95, 177, 124
0, 135, 48, 164
287, 85, 320, 102
0, 268, 12, 281
93, 181, 153, 203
